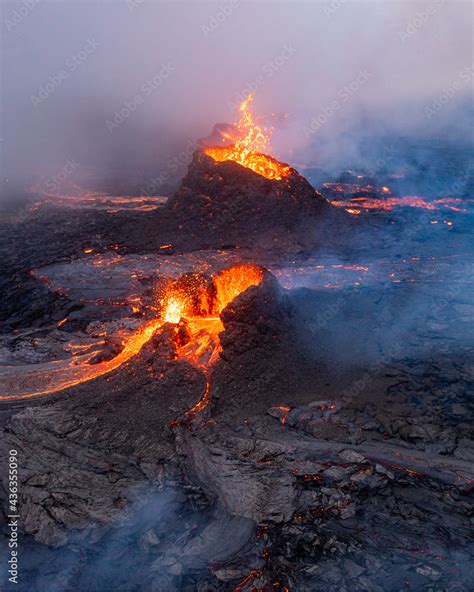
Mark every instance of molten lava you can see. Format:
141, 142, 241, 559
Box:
161, 262, 264, 322
330, 195, 471, 212
203, 94, 291, 181
163, 294, 186, 324
212, 262, 264, 312
161, 263, 264, 421
0, 263, 264, 404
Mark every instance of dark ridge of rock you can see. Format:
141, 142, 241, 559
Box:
105, 147, 354, 256
176, 411, 474, 591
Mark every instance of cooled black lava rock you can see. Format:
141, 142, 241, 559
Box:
165, 149, 338, 247
219, 271, 292, 358
211, 271, 322, 421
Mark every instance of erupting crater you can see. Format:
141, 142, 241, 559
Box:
0, 263, 264, 403
160, 263, 265, 419
165, 96, 335, 247
202, 94, 291, 181
114, 92, 346, 252
159, 262, 265, 374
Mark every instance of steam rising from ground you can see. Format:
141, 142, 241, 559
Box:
0, 486, 254, 592
1, 1, 472, 198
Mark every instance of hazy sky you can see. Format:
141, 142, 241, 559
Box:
1, 0, 472, 188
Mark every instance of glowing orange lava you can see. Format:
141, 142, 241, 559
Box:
161, 262, 264, 323
331, 195, 470, 212
0, 263, 264, 403
163, 294, 187, 324
203, 94, 291, 181
213, 262, 264, 312
163, 263, 264, 421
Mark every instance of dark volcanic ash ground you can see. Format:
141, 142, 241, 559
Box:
0, 148, 473, 592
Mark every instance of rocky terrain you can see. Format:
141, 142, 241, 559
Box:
0, 150, 473, 591
0, 149, 350, 334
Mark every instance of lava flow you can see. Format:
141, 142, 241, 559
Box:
330, 195, 472, 213
0, 263, 263, 402
203, 94, 291, 181
162, 263, 264, 419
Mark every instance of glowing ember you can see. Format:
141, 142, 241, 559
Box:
203, 94, 291, 181
162, 294, 186, 323
161, 263, 264, 322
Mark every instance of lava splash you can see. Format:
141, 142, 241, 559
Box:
203, 94, 291, 181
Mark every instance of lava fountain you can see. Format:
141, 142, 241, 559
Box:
203, 93, 291, 181
0, 263, 264, 401
162, 263, 264, 420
